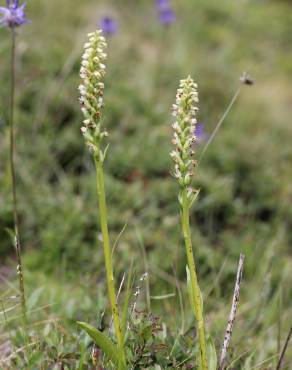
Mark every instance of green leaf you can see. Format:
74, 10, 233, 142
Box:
207, 337, 217, 370
77, 322, 119, 366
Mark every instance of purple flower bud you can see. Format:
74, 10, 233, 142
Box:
0, 0, 28, 28
99, 16, 118, 36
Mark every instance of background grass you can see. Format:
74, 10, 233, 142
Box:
0, 0, 291, 368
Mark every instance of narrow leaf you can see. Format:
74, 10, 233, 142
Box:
207, 337, 217, 370
77, 322, 119, 366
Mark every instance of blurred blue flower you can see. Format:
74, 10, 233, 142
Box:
156, 0, 170, 10
99, 16, 118, 35
194, 123, 207, 143
155, 0, 176, 26
0, 0, 28, 28
158, 7, 176, 26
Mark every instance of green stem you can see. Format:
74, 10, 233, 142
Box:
181, 189, 208, 370
94, 158, 126, 370
9, 28, 27, 327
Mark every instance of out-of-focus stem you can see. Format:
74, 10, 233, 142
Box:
199, 86, 242, 164
9, 27, 27, 327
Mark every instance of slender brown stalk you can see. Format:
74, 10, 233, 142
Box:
9, 28, 27, 325
277, 286, 283, 358
276, 327, 292, 370
199, 72, 254, 165
219, 253, 245, 370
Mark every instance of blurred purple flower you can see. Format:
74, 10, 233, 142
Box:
99, 16, 118, 35
156, 0, 170, 10
0, 0, 28, 28
155, 0, 176, 26
194, 123, 207, 143
159, 7, 176, 25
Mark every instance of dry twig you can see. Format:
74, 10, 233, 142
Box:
219, 253, 245, 370
276, 326, 292, 370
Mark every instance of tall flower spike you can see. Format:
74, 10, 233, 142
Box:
170, 76, 199, 204
171, 76, 208, 370
79, 30, 108, 162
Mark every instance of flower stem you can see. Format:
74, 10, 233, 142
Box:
94, 158, 126, 370
9, 28, 27, 327
181, 189, 208, 370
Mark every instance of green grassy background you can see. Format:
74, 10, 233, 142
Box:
0, 0, 291, 368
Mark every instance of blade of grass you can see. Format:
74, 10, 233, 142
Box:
135, 227, 151, 312
121, 260, 134, 341
112, 222, 128, 257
